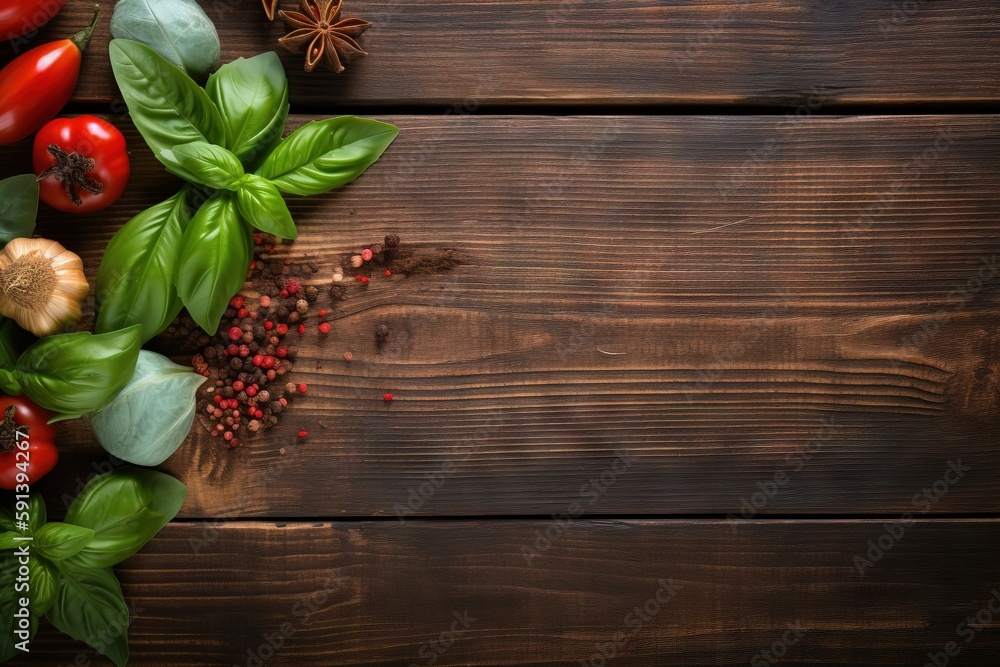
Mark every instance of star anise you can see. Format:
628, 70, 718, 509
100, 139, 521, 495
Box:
278, 0, 372, 74
262, 0, 279, 20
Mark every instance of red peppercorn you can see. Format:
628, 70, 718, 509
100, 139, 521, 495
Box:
226, 344, 239, 357
297, 384, 307, 394
233, 381, 245, 392
239, 344, 250, 357
264, 320, 274, 331
280, 289, 289, 298
361, 249, 373, 262
228, 326, 243, 341
278, 398, 287, 408
384, 393, 394, 402
230, 296, 245, 309
384, 270, 392, 277
224, 431, 234, 441
276, 324, 288, 335
252, 354, 264, 367
238, 307, 250, 318
319, 322, 331, 334
318, 310, 328, 317
297, 324, 306, 335
298, 429, 308, 438
260, 295, 271, 307
355, 274, 362, 281
253, 234, 263, 245
246, 385, 258, 397
266, 370, 276, 381
213, 395, 223, 405
262, 356, 276, 370
276, 346, 288, 358
361, 276, 370, 284
287, 281, 300, 295
232, 410, 240, 419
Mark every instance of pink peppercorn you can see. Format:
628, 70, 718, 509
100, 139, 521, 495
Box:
276, 346, 288, 358
213, 395, 223, 405
262, 356, 276, 370
238, 308, 250, 318
264, 321, 274, 331
252, 354, 264, 367
280, 289, 289, 298
228, 326, 242, 341
361, 276, 370, 284
239, 345, 250, 357
224, 431, 233, 441
298, 429, 308, 438
233, 381, 245, 391
286, 281, 300, 295
266, 369, 276, 381
278, 398, 287, 408
230, 296, 244, 309
276, 324, 288, 335
361, 249, 373, 261
260, 295, 271, 307
246, 385, 258, 397
384, 270, 392, 277
319, 310, 328, 317
297, 324, 306, 334
297, 384, 307, 394
384, 393, 394, 402
226, 344, 239, 357
319, 322, 331, 334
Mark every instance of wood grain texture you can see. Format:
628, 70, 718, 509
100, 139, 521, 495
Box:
2, 1, 999, 107
3, 114, 996, 518
13, 519, 1000, 666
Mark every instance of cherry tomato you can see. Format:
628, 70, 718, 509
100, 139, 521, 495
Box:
0, 394, 58, 491
33, 116, 131, 213
0, 6, 97, 146
0, 0, 67, 42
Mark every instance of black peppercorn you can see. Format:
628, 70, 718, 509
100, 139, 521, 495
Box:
385, 234, 400, 248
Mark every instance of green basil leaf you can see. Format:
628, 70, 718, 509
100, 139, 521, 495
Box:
0, 507, 14, 532
256, 116, 399, 196
28, 493, 46, 534
162, 141, 244, 190
110, 0, 220, 81
207, 52, 289, 170
28, 555, 58, 616
0, 532, 19, 549
89, 351, 205, 466
0, 316, 36, 371
48, 561, 129, 667
109, 39, 227, 172
236, 174, 296, 240
15, 326, 142, 416
34, 523, 95, 561
0, 556, 39, 661
0, 174, 38, 247
64, 467, 186, 569
96, 189, 192, 344
175, 193, 252, 334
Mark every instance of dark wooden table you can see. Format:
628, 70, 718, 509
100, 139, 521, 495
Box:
2, 1, 999, 664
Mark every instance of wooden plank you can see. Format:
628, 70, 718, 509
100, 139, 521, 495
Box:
2, 1, 999, 107
7, 114, 1000, 517
17, 519, 1000, 665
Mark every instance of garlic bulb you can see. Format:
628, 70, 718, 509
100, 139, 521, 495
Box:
0, 238, 89, 336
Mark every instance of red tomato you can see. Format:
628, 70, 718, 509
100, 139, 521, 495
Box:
0, 6, 97, 146
33, 116, 131, 213
0, 0, 67, 41
0, 395, 58, 491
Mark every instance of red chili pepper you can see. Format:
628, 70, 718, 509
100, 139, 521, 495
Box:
0, 5, 99, 146
0, 0, 68, 42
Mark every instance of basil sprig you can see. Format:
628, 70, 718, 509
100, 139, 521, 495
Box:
0, 174, 38, 248
105, 40, 398, 337
0, 470, 187, 666
0, 326, 141, 420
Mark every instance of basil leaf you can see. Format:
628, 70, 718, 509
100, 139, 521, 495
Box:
175, 193, 252, 334
256, 116, 399, 196
110, 0, 220, 81
109, 39, 227, 171
162, 141, 244, 190
64, 467, 186, 569
236, 174, 296, 240
0, 316, 36, 371
34, 523, 95, 561
89, 351, 205, 466
28, 493, 46, 534
0, 507, 14, 532
0, 174, 38, 247
15, 326, 142, 416
207, 52, 289, 170
48, 561, 129, 667
0, 532, 19, 549
96, 189, 192, 344
0, 556, 39, 661
29, 555, 58, 616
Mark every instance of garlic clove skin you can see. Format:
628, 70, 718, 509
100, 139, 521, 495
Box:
0, 238, 89, 337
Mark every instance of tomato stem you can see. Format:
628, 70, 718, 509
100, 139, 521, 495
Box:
70, 4, 101, 54
0, 406, 18, 453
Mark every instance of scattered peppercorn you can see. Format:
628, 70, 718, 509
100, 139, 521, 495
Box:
384, 393, 394, 402
319, 322, 331, 334
385, 234, 400, 248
